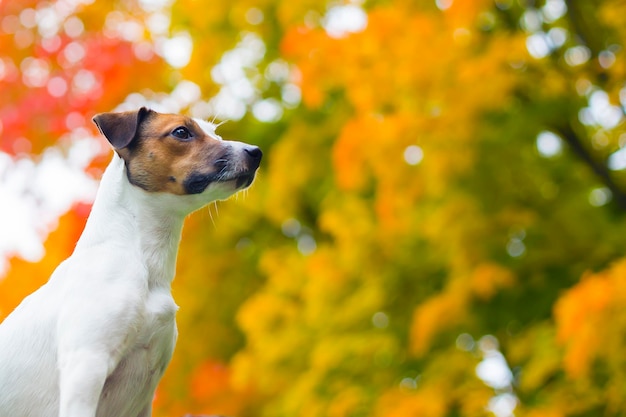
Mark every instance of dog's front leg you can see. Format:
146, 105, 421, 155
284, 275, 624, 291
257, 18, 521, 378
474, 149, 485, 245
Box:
58, 349, 111, 417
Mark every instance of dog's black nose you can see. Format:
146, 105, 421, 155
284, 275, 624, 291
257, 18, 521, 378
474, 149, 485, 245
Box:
244, 146, 263, 167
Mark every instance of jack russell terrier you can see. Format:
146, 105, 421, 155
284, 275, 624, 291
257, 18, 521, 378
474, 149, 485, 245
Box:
0, 107, 262, 417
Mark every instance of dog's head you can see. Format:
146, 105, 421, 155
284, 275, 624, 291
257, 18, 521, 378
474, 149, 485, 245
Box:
93, 107, 262, 202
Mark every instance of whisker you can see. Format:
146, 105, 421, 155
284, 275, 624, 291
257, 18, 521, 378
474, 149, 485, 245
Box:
210, 109, 223, 125
215, 119, 230, 129
209, 109, 231, 131
215, 165, 230, 182
207, 204, 216, 228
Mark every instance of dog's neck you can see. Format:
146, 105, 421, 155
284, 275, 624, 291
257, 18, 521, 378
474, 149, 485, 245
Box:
75, 154, 187, 288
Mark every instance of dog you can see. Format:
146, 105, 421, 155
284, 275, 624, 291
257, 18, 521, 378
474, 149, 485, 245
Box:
0, 107, 262, 417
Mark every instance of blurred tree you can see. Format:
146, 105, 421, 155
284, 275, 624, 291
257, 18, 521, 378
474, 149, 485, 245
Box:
1, 0, 626, 417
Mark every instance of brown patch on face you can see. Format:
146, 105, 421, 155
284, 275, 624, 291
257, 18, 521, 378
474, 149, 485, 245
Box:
116, 112, 227, 195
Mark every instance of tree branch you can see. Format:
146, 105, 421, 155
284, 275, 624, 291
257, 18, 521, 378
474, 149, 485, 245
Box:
553, 122, 626, 210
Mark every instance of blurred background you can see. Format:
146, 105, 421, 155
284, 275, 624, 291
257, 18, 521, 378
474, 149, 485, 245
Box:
1, 0, 626, 416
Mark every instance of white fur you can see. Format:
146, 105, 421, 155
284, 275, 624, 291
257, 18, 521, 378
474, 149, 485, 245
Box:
0, 119, 257, 417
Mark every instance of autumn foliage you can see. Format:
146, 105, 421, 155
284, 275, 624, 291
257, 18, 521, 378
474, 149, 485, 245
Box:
2, 0, 626, 416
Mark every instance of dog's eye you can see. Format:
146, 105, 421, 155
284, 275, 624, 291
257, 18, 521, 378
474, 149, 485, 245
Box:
171, 126, 192, 140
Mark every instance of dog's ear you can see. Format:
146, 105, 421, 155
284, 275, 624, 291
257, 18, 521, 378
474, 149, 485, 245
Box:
92, 107, 153, 150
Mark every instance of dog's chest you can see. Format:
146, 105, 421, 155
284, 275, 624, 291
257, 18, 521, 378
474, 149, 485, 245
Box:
98, 290, 178, 416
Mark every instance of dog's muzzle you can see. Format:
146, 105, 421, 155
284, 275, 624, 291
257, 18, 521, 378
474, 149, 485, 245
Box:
183, 145, 262, 195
